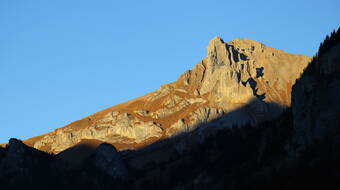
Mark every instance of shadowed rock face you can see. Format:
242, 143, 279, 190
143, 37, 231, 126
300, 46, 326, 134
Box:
23, 37, 310, 154
2, 139, 27, 170
291, 42, 340, 157
0, 138, 65, 185
88, 143, 128, 179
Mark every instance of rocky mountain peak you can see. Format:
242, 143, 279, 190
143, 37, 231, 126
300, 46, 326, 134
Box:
207, 36, 225, 56
199, 37, 309, 107
21, 37, 310, 155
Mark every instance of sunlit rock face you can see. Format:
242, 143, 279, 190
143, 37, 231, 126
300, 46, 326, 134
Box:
24, 37, 310, 153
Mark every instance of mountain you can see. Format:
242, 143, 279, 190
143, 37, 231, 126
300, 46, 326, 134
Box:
0, 28, 339, 189
22, 37, 310, 154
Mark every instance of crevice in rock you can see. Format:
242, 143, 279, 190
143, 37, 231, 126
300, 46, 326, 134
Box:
226, 44, 249, 64
244, 77, 266, 101
256, 67, 264, 78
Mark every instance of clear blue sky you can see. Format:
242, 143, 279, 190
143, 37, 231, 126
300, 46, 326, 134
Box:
0, 0, 339, 142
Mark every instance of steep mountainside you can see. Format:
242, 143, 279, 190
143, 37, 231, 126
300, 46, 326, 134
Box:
290, 27, 340, 157
23, 37, 310, 154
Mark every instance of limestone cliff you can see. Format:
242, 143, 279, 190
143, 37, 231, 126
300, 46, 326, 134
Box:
24, 37, 310, 154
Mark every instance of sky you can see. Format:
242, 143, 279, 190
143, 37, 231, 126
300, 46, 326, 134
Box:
0, 0, 339, 142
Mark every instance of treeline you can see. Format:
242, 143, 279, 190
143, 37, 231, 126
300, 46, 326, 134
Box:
302, 26, 340, 76
318, 27, 340, 57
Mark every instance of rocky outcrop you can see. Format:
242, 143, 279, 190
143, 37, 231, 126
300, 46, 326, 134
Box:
24, 37, 310, 153
88, 143, 128, 179
1, 139, 27, 171
33, 112, 163, 153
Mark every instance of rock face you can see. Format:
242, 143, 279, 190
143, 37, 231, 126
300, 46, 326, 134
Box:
24, 37, 310, 154
32, 112, 163, 153
291, 40, 340, 157
88, 143, 128, 179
